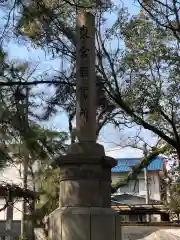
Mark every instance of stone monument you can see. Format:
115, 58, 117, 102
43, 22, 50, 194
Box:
48, 11, 121, 240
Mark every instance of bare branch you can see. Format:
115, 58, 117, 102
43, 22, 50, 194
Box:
0, 80, 75, 86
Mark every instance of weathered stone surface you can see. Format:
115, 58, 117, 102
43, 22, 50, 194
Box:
59, 179, 103, 207
49, 207, 121, 240
58, 152, 116, 208
67, 142, 105, 157
76, 11, 96, 142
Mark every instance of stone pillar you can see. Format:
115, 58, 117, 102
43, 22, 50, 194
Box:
48, 11, 121, 240
76, 10, 96, 142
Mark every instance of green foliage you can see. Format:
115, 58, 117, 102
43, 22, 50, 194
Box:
0, 48, 6, 61
25, 126, 68, 234
119, 17, 180, 154
0, 46, 69, 237
12, 1, 180, 196
29, 161, 61, 237
168, 182, 180, 219
31, 167, 60, 226
14, 0, 118, 136
19, 236, 25, 240
13, 1, 180, 157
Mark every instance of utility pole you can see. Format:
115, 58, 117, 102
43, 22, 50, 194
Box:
143, 143, 150, 222
20, 86, 29, 239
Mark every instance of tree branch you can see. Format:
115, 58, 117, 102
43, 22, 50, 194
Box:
104, 85, 177, 149
111, 145, 167, 193
0, 182, 38, 199
159, 108, 180, 144
0, 80, 75, 86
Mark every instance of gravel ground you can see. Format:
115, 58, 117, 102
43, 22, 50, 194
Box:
122, 226, 180, 240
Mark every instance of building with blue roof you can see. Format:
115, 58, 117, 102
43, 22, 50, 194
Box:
111, 156, 168, 222
112, 156, 164, 173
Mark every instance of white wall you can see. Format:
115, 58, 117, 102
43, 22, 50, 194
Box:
0, 199, 22, 220
149, 175, 160, 201
139, 178, 146, 195
0, 164, 22, 185
0, 164, 23, 220
112, 172, 161, 201
138, 176, 161, 200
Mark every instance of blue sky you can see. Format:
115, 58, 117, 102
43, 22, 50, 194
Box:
0, 0, 157, 158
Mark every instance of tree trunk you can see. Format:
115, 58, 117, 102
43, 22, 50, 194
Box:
29, 165, 36, 240
177, 213, 180, 223
20, 87, 29, 239
176, 150, 180, 168
6, 197, 13, 240
144, 144, 151, 222
21, 156, 28, 238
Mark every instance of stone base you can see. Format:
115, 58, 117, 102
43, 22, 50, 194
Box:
57, 142, 117, 208
48, 207, 121, 240
68, 142, 105, 158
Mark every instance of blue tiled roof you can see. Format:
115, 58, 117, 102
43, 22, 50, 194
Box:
112, 166, 131, 172
112, 157, 163, 173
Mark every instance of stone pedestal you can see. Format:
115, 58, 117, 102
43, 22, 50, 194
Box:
59, 143, 115, 208
48, 142, 121, 240
49, 207, 121, 240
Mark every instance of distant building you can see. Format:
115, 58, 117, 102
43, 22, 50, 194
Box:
0, 164, 35, 239
111, 157, 168, 222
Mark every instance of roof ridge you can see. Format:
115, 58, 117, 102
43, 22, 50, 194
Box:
115, 156, 163, 160
112, 157, 163, 172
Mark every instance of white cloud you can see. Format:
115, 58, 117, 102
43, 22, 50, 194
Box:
105, 147, 143, 159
